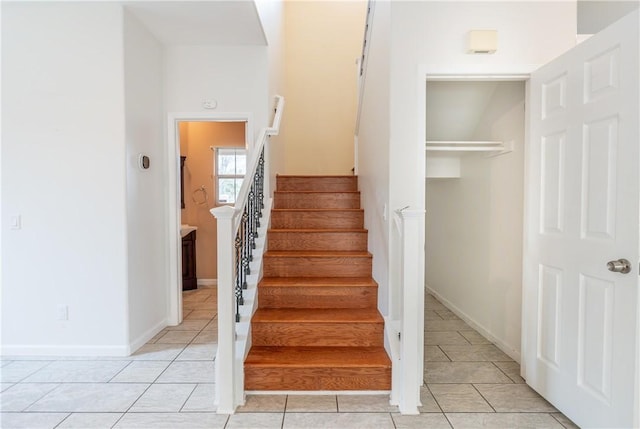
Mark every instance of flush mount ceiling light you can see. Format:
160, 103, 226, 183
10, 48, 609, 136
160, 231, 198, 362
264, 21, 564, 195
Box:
468, 30, 498, 54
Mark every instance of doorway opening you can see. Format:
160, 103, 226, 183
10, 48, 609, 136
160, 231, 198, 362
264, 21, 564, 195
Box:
424, 79, 527, 361
167, 113, 252, 326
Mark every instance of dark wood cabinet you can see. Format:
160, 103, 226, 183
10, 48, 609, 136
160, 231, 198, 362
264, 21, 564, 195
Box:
180, 156, 186, 209
182, 230, 197, 291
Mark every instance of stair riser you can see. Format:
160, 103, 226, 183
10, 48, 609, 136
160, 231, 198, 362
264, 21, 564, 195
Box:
264, 256, 372, 277
245, 367, 391, 390
252, 323, 383, 347
259, 286, 377, 309
270, 211, 364, 229
268, 231, 367, 252
274, 193, 360, 209
277, 177, 358, 192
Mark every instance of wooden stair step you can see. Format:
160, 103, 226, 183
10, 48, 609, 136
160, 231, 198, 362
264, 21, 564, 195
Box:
263, 251, 372, 278
259, 277, 378, 309
270, 209, 364, 229
276, 175, 358, 192
245, 346, 391, 390
268, 229, 368, 252
274, 191, 361, 209
252, 309, 383, 347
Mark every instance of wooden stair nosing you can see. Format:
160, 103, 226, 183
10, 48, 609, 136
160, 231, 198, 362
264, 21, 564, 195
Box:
252, 308, 383, 323
259, 277, 378, 287
245, 346, 391, 367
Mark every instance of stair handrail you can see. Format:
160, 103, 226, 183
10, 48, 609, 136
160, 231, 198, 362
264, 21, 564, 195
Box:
354, 0, 375, 136
211, 94, 284, 414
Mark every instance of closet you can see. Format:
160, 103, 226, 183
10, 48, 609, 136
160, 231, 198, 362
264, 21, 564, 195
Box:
424, 80, 526, 358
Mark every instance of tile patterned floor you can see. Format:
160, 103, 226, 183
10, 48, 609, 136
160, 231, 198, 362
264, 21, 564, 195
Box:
0, 289, 580, 428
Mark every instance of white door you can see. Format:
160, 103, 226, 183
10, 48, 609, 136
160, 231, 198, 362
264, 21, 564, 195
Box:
524, 10, 639, 429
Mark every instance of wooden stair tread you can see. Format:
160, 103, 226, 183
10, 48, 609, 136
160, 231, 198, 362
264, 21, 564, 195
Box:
245, 346, 391, 368
275, 191, 360, 194
271, 208, 364, 212
268, 228, 367, 233
260, 277, 377, 287
253, 308, 383, 323
264, 251, 372, 257
276, 175, 356, 178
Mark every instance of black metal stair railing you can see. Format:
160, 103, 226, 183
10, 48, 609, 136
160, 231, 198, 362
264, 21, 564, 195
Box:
233, 148, 265, 322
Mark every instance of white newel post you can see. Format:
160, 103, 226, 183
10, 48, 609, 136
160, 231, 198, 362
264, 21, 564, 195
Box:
211, 205, 239, 414
398, 209, 426, 414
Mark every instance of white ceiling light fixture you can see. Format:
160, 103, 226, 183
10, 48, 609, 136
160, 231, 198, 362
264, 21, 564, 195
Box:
468, 30, 498, 54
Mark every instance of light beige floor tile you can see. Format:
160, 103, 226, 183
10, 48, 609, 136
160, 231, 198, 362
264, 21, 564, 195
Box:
146, 330, 169, 344
459, 331, 492, 345
27, 383, 148, 412
114, 412, 227, 428
189, 302, 217, 310
0, 412, 69, 428
129, 384, 195, 412
181, 384, 216, 412
185, 310, 216, 320
283, 412, 395, 429
551, 412, 580, 429
130, 344, 185, 361
493, 361, 525, 384
191, 331, 217, 344
154, 330, 199, 344
446, 412, 564, 428
109, 361, 170, 383
426, 310, 444, 320
425, 301, 450, 312
425, 332, 471, 346
0, 361, 53, 382
226, 412, 283, 428
426, 320, 472, 332
392, 413, 452, 429
238, 394, 287, 412
337, 394, 397, 412
1, 361, 13, 367
56, 412, 123, 428
23, 361, 130, 383
474, 384, 557, 412
183, 293, 212, 303
286, 395, 337, 412
165, 320, 209, 331
426, 346, 451, 362
435, 310, 461, 320
419, 386, 441, 413
1, 383, 15, 392
440, 345, 513, 362
428, 384, 493, 412
175, 343, 217, 361
0, 383, 59, 411
425, 362, 512, 384
156, 361, 215, 383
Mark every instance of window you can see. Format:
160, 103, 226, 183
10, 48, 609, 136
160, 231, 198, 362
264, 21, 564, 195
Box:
215, 148, 246, 205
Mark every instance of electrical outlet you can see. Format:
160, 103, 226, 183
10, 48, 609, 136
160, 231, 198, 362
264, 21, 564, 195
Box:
57, 305, 68, 321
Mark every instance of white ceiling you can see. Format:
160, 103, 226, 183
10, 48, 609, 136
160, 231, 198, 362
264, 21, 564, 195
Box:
123, 1, 266, 46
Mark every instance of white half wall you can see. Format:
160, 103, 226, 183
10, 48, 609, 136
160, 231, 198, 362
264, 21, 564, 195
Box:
1, 2, 129, 355
356, 0, 392, 317
123, 10, 168, 351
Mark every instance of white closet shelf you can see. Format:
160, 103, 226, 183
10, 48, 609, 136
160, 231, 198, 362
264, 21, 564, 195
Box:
426, 140, 513, 156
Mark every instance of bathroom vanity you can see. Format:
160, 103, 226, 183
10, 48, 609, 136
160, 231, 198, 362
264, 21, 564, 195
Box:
181, 225, 197, 291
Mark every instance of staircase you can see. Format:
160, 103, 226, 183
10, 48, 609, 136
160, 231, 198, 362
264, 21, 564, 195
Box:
244, 175, 391, 391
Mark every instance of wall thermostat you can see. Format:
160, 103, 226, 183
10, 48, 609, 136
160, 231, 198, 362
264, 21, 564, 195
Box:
138, 154, 150, 170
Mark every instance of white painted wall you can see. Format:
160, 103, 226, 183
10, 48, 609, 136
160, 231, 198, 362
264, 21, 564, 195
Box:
1, 2, 129, 355
358, 0, 576, 356
164, 45, 269, 140
578, 0, 639, 34
123, 10, 167, 351
426, 82, 525, 360
254, 0, 286, 196
356, 0, 391, 316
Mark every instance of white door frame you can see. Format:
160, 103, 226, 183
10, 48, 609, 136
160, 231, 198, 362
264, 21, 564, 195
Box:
166, 112, 253, 326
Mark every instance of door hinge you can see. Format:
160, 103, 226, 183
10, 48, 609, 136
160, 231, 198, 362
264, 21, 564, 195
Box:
398, 332, 401, 341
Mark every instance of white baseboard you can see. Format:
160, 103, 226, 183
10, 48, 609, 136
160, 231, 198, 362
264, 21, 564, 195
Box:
128, 318, 168, 355
426, 285, 521, 363
0, 344, 131, 357
197, 279, 217, 287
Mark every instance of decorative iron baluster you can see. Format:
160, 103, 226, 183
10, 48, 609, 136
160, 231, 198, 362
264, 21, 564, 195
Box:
234, 232, 243, 322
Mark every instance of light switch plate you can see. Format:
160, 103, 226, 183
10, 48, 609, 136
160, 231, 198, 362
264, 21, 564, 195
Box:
10, 215, 21, 230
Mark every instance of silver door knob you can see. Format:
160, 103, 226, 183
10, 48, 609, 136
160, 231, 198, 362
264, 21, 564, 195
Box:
607, 259, 631, 274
